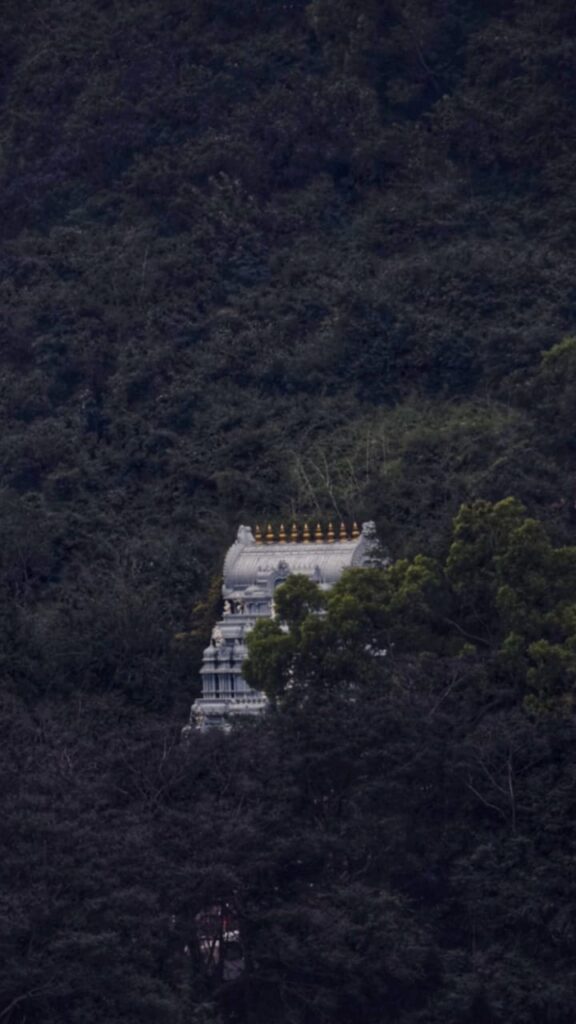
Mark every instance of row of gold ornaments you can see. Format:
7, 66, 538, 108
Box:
254, 522, 360, 544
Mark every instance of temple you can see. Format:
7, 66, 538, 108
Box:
189, 520, 379, 731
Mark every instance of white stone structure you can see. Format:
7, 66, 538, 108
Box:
189, 521, 378, 731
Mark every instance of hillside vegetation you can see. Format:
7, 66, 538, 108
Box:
2, 0, 576, 708
2, 1, 576, 1022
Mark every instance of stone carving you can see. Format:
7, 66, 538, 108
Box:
236, 524, 255, 545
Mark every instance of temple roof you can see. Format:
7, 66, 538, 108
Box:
223, 522, 378, 594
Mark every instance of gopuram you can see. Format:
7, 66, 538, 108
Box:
189, 520, 378, 731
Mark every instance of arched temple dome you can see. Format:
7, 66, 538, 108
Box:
223, 522, 377, 594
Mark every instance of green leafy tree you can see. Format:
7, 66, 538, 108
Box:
273, 573, 325, 631
531, 336, 576, 451
248, 501, 576, 709
243, 617, 294, 701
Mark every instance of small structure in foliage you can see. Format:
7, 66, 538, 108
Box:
188, 520, 378, 731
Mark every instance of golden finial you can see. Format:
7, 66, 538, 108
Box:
279, 523, 287, 543
302, 521, 311, 544
314, 522, 323, 543
266, 523, 275, 544
351, 521, 360, 539
339, 521, 348, 541
290, 522, 298, 543
255, 524, 263, 544
327, 521, 335, 543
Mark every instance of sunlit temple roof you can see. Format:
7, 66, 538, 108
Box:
223, 521, 377, 593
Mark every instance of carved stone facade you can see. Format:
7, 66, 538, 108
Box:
188, 522, 378, 731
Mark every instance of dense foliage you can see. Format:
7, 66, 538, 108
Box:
2, 0, 576, 1020
3, 588, 576, 1023
246, 499, 576, 711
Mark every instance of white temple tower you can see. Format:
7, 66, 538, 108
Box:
189, 520, 378, 731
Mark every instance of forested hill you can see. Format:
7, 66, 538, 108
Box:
1, 0, 576, 710
3, 3, 576, 1023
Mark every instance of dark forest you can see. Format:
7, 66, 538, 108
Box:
1, 0, 576, 1021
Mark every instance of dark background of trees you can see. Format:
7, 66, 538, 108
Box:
2, 0, 576, 1020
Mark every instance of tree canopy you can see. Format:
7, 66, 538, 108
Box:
2, 0, 576, 1020
246, 499, 576, 712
